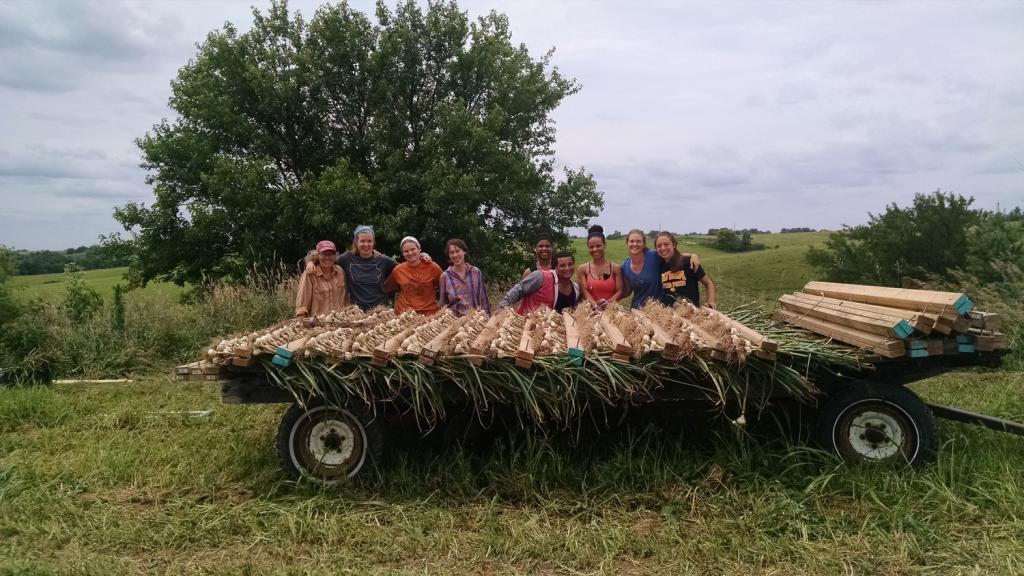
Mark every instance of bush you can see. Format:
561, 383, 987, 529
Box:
712, 229, 766, 253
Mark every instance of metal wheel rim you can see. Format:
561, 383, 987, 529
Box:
833, 399, 919, 464
289, 406, 367, 482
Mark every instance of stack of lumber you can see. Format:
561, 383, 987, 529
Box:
778, 282, 1009, 359
176, 302, 779, 380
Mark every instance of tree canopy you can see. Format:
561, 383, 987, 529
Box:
113, 0, 602, 285
805, 191, 1024, 286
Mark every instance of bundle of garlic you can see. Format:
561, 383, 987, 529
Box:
349, 311, 422, 356
447, 309, 490, 355
491, 313, 527, 357
397, 310, 456, 355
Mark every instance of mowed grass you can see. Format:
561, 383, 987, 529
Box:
3, 231, 1024, 573
7, 266, 185, 302
1, 374, 1023, 574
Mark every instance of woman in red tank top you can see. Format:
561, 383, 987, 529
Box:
577, 225, 623, 310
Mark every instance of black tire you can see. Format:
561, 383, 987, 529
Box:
814, 382, 937, 467
276, 401, 384, 485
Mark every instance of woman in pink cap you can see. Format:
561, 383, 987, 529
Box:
295, 240, 347, 317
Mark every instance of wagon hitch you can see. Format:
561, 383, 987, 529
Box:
927, 403, 1024, 437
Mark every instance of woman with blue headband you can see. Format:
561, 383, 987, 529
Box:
307, 225, 430, 311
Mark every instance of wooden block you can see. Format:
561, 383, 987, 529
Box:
563, 310, 582, 353
951, 315, 971, 334
419, 318, 465, 366
231, 356, 255, 368
777, 310, 905, 358
233, 346, 252, 360
786, 292, 933, 336
467, 310, 509, 366
927, 338, 944, 356
968, 311, 1001, 332
275, 334, 314, 359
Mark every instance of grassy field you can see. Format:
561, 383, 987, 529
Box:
7, 266, 184, 302
3, 231, 1023, 574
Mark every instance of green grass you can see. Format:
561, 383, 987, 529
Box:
2, 232, 1023, 573
7, 267, 185, 302
1, 374, 1022, 574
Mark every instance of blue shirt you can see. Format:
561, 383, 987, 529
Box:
622, 248, 663, 308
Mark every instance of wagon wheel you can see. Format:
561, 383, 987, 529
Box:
276, 401, 383, 485
814, 382, 937, 467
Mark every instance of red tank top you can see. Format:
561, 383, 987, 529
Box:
585, 263, 616, 301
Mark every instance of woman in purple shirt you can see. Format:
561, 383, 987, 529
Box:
439, 239, 491, 316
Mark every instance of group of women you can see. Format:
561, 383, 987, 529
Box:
295, 225, 716, 320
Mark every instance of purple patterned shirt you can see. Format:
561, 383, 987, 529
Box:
439, 265, 491, 316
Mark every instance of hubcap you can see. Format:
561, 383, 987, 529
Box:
309, 419, 356, 466
289, 406, 367, 482
847, 410, 905, 460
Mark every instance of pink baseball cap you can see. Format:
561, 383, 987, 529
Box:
315, 240, 337, 253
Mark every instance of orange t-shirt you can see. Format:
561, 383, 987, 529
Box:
387, 261, 443, 315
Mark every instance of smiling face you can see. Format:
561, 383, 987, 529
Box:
587, 236, 605, 260
401, 240, 421, 263
355, 232, 375, 258
556, 255, 575, 280
626, 231, 646, 255
318, 250, 337, 268
534, 239, 553, 262
655, 236, 675, 260
448, 244, 465, 266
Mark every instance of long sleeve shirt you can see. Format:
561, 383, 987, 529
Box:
295, 264, 347, 317
439, 265, 491, 316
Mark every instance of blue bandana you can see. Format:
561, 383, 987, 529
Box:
353, 225, 374, 239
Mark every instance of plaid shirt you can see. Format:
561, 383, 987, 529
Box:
439, 265, 491, 316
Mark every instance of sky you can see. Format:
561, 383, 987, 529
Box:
1, 0, 1022, 250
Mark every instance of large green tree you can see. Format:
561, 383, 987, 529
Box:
114, 0, 601, 285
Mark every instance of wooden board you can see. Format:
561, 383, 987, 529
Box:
562, 310, 585, 359
968, 311, 1001, 332
779, 295, 910, 338
802, 281, 971, 319
777, 310, 906, 358
467, 310, 508, 366
704, 309, 778, 352
632, 309, 682, 360
784, 292, 927, 335
598, 315, 634, 357
516, 316, 536, 369
419, 317, 467, 366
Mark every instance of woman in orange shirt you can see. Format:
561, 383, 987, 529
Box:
385, 236, 444, 315
295, 240, 347, 317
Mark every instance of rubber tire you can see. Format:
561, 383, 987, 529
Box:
814, 383, 937, 467
276, 401, 384, 485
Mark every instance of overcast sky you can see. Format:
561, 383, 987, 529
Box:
1, 0, 1022, 250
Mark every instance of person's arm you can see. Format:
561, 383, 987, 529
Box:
438, 272, 450, 308
295, 271, 313, 317
384, 268, 399, 294
476, 270, 492, 315
498, 271, 544, 309
577, 264, 596, 304
700, 274, 717, 309
521, 267, 532, 279
609, 263, 624, 304
682, 252, 701, 271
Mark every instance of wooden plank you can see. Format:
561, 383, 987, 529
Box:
231, 356, 255, 368
515, 316, 536, 369
802, 281, 970, 318
704, 309, 778, 352
632, 309, 682, 360
926, 338, 944, 356
275, 334, 315, 360
467, 310, 508, 366
968, 311, 1001, 332
777, 310, 906, 358
598, 315, 634, 357
419, 317, 465, 366
779, 295, 909, 338
787, 292, 936, 334
562, 310, 586, 359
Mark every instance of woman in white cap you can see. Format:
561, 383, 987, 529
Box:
384, 236, 444, 315
295, 240, 347, 317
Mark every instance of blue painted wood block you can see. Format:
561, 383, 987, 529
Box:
895, 321, 914, 338
907, 340, 928, 350
271, 354, 291, 367
275, 346, 294, 359
908, 349, 929, 358
958, 344, 976, 353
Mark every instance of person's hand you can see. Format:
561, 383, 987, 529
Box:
706, 300, 717, 310
420, 252, 432, 263
690, 252, 701, 271
304, 261, 315, 274
596, 299, 608, 310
